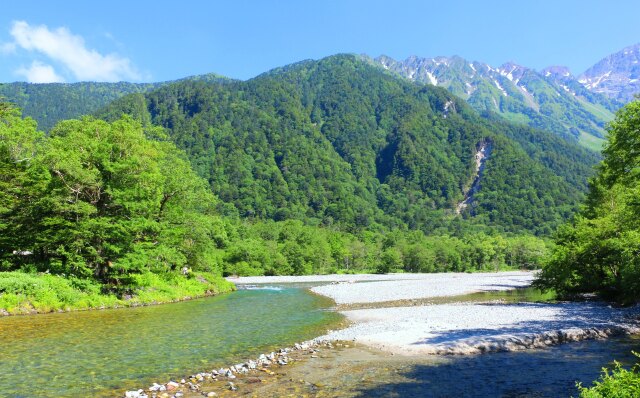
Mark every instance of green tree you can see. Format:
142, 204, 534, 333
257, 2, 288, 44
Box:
536, 100, 640, 303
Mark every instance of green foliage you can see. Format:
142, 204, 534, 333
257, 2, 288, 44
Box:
0, 82, 161, 131
221, 220, 551, 276
0, 271, 234, 314
578, 353, 640, 397
0, 95, 559, 315
100, 54, 598, 236
0, 110, 230, 294
536, 100, 640, 303
0, 74, 233, 131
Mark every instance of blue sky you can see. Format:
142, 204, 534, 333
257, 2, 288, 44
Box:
1, 0, 639, 83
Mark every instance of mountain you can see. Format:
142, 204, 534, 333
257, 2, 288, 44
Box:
0, 73, 231, 131
372, 55, 621, 151
98, 54, 599, 236
578, 43, 640, 103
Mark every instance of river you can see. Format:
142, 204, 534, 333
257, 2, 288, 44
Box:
0, 286, 340, 397
0, 285, 638, 397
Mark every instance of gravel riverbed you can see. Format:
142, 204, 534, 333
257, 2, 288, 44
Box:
233, 272, 640, 355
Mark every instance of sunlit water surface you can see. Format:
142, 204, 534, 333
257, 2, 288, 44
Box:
0, 287, 340, 397
1, 285, 638, 398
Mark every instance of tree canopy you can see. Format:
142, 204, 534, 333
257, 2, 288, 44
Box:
535, 100, 640, 303
0, 111, 227, 291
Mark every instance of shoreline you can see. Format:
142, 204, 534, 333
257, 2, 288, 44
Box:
0, 288, 236, 317
237, 272, 640, 357
0, 272, 236, 317
117, 271, 640, 397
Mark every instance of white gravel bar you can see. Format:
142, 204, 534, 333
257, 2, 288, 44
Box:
230, 272, 640, 355
310, 271, 535, 304
231, 271, 535, 304
318, 302, 640, 355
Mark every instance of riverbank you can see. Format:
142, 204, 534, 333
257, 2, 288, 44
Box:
0, 271, 235, 315
235, 272, 640, 355
116, 271, 640, 397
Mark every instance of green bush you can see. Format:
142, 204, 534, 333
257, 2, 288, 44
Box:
578, 353, 640, 397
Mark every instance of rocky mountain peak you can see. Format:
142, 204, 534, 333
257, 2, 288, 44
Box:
496, 62, 529, 82
375, 55, 398, 70
578, 43, 640, 102
541, 66, 573, 79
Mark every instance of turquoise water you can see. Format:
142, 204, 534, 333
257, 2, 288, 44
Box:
0, 287, 341, 397
1, 284, 638, 398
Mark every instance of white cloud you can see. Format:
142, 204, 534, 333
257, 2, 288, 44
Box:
16, 61, 65, 83
8, 21, 142, 82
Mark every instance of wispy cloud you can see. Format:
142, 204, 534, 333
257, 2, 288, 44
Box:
6, 21, 143, 82
16, 61, 65, 83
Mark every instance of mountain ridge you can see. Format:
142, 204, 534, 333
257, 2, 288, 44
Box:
0, 73, 233, 131
578, 42, 640, 103
370, 53, 623, 150
98, 54, 599, 236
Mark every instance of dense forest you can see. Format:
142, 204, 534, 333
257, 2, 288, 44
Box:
0, 101, 550, 313
99, 55, 600, 236
0, 73, 230, 131
531, 98, 640, 398
536, 99, 640, 304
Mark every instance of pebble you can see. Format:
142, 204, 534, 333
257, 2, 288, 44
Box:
166, 381, 180, 390
149, 383, 163, 392
121, 340, 337, 397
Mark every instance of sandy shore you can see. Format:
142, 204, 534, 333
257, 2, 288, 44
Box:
233, 272, 640, 356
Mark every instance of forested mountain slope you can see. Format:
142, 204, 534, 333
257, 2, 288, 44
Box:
99, 55, 599, 235
0, 73, 230, 131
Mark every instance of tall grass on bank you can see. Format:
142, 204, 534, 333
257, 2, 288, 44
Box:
0, 271, 235, 315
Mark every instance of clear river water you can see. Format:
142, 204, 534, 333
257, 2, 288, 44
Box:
0, 285, 638, 397
0, 286, 340, 397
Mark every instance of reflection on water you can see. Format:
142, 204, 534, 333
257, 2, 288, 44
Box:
0, 288, 341, 397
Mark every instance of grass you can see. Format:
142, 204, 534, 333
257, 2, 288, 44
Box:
579, 130, 606, 152
0, 271, 235, 315
575, 98, 616, 124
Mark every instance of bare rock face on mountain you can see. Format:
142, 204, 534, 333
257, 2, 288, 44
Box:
541, 66, 573, 80
372, 54, 619, 147
579, 43, 640, 103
